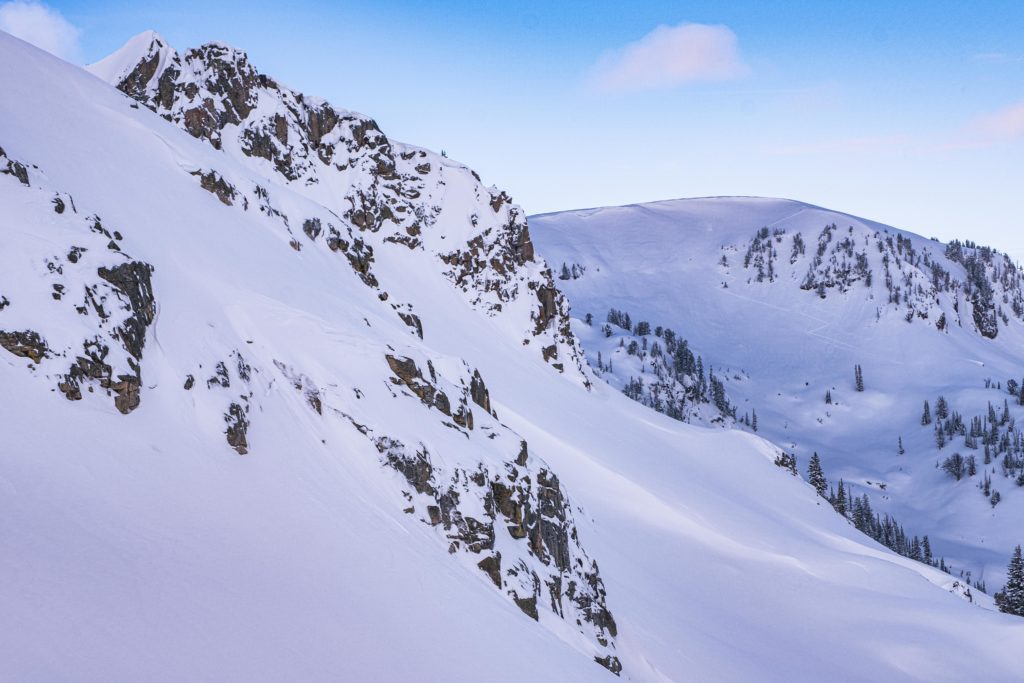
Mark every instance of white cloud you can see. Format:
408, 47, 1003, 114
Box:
0, 1, 80, 62
591, 23, 749, 92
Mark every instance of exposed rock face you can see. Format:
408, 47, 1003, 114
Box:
191, 170, 237, 205
469, 369, 492, 414
0, 330, 48, 362
97, 262, 156, 360
225, 402, 249, 454
0, 146, 30, 186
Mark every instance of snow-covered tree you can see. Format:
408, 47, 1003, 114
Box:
995, 545, 1024, 616
807, 453, 828, 497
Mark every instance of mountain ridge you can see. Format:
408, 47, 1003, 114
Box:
2, 29, 1024, 681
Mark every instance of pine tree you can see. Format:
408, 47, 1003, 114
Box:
921, 400, 932, 425
751, 410, 758, 432
898, 436, 905, 455
825, 389, 832, 405
854, 364, 864, 392
834, 480, 848, 517
995, 545, 1024, 616
807, 452, 828, 498
922, 535, 933, 565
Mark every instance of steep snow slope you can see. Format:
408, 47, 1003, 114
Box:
2, 32, 1024, 680
533, 197, 1024, 593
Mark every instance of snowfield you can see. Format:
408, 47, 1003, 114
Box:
1, 30, 1024, 681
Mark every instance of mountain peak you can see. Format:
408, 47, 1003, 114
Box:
86, 30, 173, 86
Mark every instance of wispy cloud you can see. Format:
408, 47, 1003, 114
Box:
0, 0, 80, 62
590, 23, 749, 92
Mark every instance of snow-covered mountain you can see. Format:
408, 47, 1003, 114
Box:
532, 196, 1024, 595
3, 30, 1024, 680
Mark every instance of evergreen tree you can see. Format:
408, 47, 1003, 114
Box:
584, 312, 593, 326
921, 400, 932, 425
922, 535, 933, 565
751, 409, 758, 432
807, 452, 828, 498
854, 364, 865, 392
825, 389, 832, 405
941, 452, 964, 480
898, 436, 905, 455
834, 480, 848, 517
995, 545, 1024, 616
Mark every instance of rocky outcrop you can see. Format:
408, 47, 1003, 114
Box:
0, 330, 48, 363
103, 35, 431, 251
225, 402, 249, 454
97, 262, 156, 360
373, 352, 618, 671
0, 146, 30, 186
374, 431, 620, 673
469, 369, 492, 415
191, 169, 237, 206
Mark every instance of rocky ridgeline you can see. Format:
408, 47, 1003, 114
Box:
731, 223, 1023, 339
97, 33, 588, 377
0, 149, 155, 414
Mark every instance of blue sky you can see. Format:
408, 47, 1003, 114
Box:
3, 1, 1023, 256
